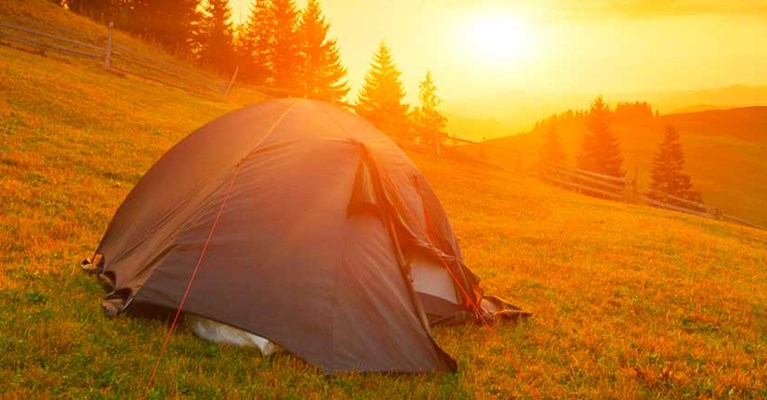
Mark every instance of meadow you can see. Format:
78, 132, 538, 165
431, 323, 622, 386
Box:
2, 3, 767, 398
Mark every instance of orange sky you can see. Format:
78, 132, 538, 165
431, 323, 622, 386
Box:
228, 0, 767, 104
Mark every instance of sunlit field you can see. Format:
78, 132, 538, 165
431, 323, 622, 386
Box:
2, 1, 767, 399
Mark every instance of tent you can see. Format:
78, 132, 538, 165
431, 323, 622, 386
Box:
83, 98, 525, 373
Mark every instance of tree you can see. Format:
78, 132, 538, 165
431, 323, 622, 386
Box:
539, 125, 567, 172
270, 0, 302, 92
649, 126, 701, 203
237, 0, 301, 91
410, 71, 447, 151
577, 96, 624, 176
296, 0, 349, 102
356, 41, 409, 139
613, 101, 656, 120
194, 0, 235, 73
237, 0, 275, 85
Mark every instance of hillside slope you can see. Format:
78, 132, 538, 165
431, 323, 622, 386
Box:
2, 4, 767, 399
487, 108, 767, 227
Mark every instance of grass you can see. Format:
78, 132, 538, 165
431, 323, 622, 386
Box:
2, 2, 767, 398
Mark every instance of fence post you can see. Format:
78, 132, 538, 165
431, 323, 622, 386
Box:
104, 22, 113, 69
632, 167, 639, 202
434, 130, 443, 156
224, 66, 239, 97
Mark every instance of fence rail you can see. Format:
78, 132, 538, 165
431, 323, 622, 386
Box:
643, 196, 718, 219
0, 21, 236, 98
721, 214, 763, 230
536, 163, 763, 230
643, 188, 717, 215
541, 165, 633, 201
2, 22, 104, 51
639, 189, 765, 229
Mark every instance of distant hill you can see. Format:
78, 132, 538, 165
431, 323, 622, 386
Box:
444, 113, 518, 141
658, 107, 767, 142
442, 85, 767, 134
484, 107, 767, 227
442, 91, 587, 135
670, 105, 723, 114
651, 85, 767, 113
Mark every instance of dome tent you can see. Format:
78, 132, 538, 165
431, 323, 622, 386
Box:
83, 98, 525, 373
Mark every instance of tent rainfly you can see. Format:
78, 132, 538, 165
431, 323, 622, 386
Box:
83, 98, 527, 373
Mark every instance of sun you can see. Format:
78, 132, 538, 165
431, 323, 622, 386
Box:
461, 13, 537, 66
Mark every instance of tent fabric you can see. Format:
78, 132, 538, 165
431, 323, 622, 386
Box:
85, 98, 493, 373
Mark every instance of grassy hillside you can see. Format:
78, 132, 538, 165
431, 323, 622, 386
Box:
2, 3, 767, 399
485, 109, 767, 228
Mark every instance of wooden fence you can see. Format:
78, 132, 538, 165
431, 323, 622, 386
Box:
0, 21, 237, 97
643, 189, 763, 229
541, 165, 635, 201
537, 164, 763, 230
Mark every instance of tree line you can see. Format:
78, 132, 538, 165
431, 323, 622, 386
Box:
540, 97, 701, 206
57, 0, 447, 145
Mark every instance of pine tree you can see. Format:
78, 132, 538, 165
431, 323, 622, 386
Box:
194, 0, 235, 74
649, 126, 701, 203
237, 0, 301, 91
577, 96, 624, 176
613, 101, 655, 120
270, 0, 302, 92
237, 0, 275, 85
296, 0, 349, 102
356, 41, 409, 139
539, 125, 567, 172
410, 71, 447, 150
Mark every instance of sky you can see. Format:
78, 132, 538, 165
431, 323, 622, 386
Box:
227, 0, 767, 106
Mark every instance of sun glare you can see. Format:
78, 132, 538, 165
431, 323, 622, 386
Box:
461, 13, 537, 66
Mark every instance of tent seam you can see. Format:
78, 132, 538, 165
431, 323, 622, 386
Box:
102, 101, 300, 290
245, 100, 301, 157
